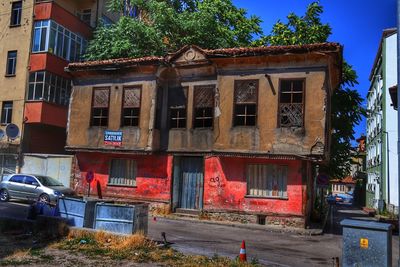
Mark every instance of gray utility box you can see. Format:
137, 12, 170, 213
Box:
341, 219, 392, 267
94, 202, 149, 235
58, 197, 102, 228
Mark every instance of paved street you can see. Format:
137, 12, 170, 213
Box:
0, 201, 399, 266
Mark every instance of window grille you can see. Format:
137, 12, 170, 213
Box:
91, 88, 110, 127
247, 164, 288, 198
122, 86, 141, 127
279, 79, 305, 127
194, 85, 214, 128
108, 159, 136, 186
234, 80, 258, 126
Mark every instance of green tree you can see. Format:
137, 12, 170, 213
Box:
85, 0, 262, 60
263, 1, 365, 178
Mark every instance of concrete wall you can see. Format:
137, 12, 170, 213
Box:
67, 78, 158, 151
384, 33, 398, 208
75, 152, 172, 202
203, 156, 305, 217
0, 0, 34, 147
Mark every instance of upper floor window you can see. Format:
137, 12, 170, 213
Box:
10, 1, 22, 26
234, 80, 258, 126
6, 51, 17, 76
91, 87, 110, 127
194, 85, 214, 128
78, 9, 92, 25
32, 20, 88, 62
169, 87, 188, 129
121, 86, 141, 127
279, 79, 305, 128
1, 102, 13, 124
28, 71, 71, 106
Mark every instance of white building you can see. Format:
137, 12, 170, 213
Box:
366, 28, 398, 213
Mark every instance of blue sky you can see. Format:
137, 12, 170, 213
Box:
233, 0, 396, 141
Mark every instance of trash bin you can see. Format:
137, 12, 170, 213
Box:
58, 197, 101, 228
341, 219, 392, 267
94, 202, 149, 235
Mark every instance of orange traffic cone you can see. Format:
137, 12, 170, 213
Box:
239, 240, 247, 262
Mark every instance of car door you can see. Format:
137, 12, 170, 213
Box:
23, 176, 41, 200
7, 175, 26, 199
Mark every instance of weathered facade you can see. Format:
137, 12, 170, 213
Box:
0, 0, 118, 179
66, 44, 342, 227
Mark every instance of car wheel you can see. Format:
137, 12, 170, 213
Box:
38, 193, 50, 203
0, 189, 10, 202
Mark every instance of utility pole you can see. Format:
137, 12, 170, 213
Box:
397, 0, 400, 266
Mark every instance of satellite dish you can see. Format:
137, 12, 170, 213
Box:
5, 124, 19, 139
0, 129, 4, 140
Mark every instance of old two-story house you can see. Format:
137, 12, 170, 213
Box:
66, 43, 342, 227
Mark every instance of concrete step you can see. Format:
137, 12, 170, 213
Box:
174, 208, 200, 218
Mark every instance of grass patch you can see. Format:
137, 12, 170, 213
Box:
55, 229, 259, 266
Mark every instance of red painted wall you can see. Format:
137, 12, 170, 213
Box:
76, 153, 172, 203
34, 2, 92, 39
25, 101, 68, 128
29, 53, 71, 78
203, 156, 305, 216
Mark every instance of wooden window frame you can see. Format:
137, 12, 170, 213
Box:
5, 51, 17, 77
121, 85, 142, 127
278, 78, 306, 128
169, 86, 188, 129
10, 1, 22, 27
193, 85, 215, 129
90, 87, 110, 127
0, 101, 13, 125
108, 158, 137, 187
233, 79, 258, 127
246, 164, 288, 199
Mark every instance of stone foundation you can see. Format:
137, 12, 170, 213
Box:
199, 210, 306, 228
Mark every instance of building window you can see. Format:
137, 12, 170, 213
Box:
6, 51, 17, 76
91, 87, 110, 127
1, 102, 13, 124
234, 80, 258, 126
28, 71, 71, 105
247, 164, 288, 198
10, 1, 22, 26
121, 86, 141, 127
279, 79, 305, 127
169, 87, 188, 129
78, 9, 92, 25
32, 20, 88, 62
194, 85, 214, 128
108, 159, 137, 186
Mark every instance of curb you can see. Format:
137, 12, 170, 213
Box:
152, 215, 323, 236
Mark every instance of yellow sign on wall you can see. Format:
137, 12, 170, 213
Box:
360, 238, 369, 249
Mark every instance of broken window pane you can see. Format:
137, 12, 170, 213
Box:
194, 85, 214, 128
234, 80, 258, 126
279, 80, 304, 127
169, 87, 188, 129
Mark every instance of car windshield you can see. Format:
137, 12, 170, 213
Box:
36, 176, 64, 186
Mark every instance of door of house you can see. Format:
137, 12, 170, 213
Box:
172, 157, 204, 210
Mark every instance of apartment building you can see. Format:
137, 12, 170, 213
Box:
0, 0, 117, 178
366, 28, 398, 213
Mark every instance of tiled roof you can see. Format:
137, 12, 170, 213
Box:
67, 56, 164, 71
331, 176, 356, 184
67, 43, 341, 71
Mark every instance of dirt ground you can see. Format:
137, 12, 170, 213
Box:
0, 233, 150, 267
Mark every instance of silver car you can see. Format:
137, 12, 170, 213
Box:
0, 174, 75, 203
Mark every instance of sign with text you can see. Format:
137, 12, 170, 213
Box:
104, 130, 123, 146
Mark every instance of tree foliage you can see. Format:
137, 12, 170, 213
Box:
85, 0, 262, 60
263, 1, 365, 178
